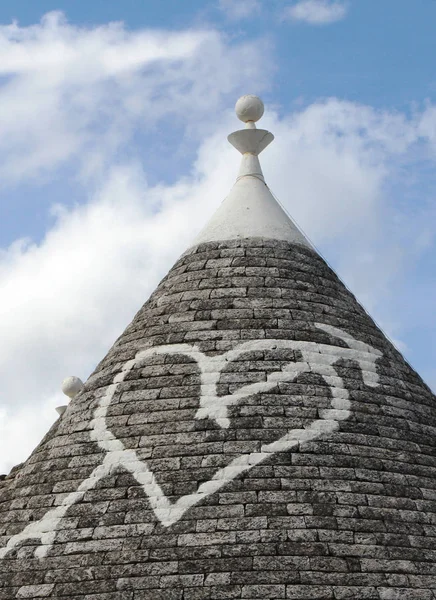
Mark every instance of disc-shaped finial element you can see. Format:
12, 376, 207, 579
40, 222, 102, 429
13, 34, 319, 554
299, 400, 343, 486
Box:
61, 376, 84, 399
235, 95, 264, 123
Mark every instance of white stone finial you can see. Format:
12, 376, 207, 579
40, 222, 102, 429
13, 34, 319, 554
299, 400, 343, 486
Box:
228, 95, 273, 157
192, 94, 311, 249
61, 376, 84, 399
235, 95, 264, 124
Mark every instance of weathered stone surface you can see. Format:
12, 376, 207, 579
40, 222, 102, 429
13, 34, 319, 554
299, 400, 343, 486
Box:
0, 238, 435, 599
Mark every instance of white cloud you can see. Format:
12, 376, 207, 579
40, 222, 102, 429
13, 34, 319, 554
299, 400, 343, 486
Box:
0, 146, 239, 474
261, 102, 436, 376
0, 13, 435, 475
284, 0, 348, 25
218, 0, 261, 21
0, 11, 269, 184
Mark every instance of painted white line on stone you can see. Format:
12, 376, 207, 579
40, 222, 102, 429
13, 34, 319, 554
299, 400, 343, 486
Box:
0, 323, 382, 558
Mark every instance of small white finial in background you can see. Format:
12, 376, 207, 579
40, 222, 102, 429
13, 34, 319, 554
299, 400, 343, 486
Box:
57, 376, 84, 416
235, 95, 264, 124
61, 376, 84, 399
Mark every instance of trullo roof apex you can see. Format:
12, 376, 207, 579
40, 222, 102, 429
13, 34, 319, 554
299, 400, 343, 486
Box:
194, 94, 310, 247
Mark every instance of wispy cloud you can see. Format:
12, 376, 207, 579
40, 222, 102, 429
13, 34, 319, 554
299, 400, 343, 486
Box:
0, 11, 269, 185
218, 0, 261, 21
284, 0, 348, 25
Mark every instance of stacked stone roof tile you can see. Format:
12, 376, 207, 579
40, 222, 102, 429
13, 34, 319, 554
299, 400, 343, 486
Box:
1, 96, 435, 600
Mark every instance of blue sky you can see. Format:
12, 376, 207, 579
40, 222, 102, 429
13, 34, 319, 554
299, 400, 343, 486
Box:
0, 0, 435, 472
0, 0, 435, 107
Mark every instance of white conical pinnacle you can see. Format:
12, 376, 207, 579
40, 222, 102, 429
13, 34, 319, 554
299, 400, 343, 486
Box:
192, 94, 310, 248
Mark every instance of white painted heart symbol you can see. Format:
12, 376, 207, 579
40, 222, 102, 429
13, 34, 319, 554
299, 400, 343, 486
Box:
0, 323, 382, 559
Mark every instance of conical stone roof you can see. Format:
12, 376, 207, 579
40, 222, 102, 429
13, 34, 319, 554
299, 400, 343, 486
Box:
1, 96, 436, 600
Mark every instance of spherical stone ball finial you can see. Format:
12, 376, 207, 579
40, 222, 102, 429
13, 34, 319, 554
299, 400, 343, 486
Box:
62, 376, 84, 399
235, 95, 264, 123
